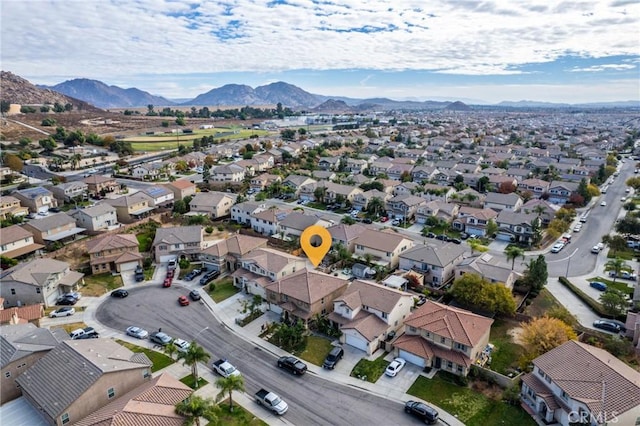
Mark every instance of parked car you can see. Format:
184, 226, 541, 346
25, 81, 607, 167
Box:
435, 234, 448, 241
380, 217, 389, 222
255, 388, 289, 415
166, 270, 175, 279
550, 242, 565, 253
49, 307, 75, 318
362, 218, 373, 224
126, 326, 149, 339
134, 265, 144, 282
150, 331, 173, 346
391, 219, 400, 226
322, 346, 344, 370
573, 224, 582, 232
70, 327, 98, 339
385, 357, 406, 377
189, 289, 201, 301
212, 359, 241, 377
425, 232, 435, 238
404, 400, 439, 425
56, 296, 77, 306
111, 289, 129, 298
609, 270, 638, 280
589, 281, 608, 291
200, 270, 220, 285
167, 258, 177, 271
600, 201, 607, 206
593, 319, 622, 333
184, 268, 202, 281
173, 338, 190, 353
163, 278, 172, 288
277, 356, 307, 375
178, 295, 190, 306
450, 238, 462, 244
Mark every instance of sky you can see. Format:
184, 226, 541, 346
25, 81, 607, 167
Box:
2, 0, 639, 104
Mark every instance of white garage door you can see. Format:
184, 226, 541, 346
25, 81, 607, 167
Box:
119, 261, 139, 272
495, 232, 514, 242
159, 254, 175, 263
345, 333, 369, 352
399, 349, 426, 368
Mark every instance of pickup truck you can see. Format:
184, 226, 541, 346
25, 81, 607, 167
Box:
277, 356, 307, 375
212, 359, 241, 378
255, 388, 288, 415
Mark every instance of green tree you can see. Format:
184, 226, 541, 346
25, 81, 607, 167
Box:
1, 256, 18, 269
450, 273, 515, 316
599, 289, 628, 317
176, 341, 211, 389
314, 186, 327, 204
366, 197, 385, 217
163, 342, 178, 360
467, 239, 489, 254
39, 138, 57, 152
341, 215, 356, 225
504, 246, 525, 270
215, 374, 245, 412
0, 100, 10, 113
176, 116, 186, 126
603, 257, 631, 283
175, 395, 219, 426
521, 255, 548, 294
486, 219, 498, 237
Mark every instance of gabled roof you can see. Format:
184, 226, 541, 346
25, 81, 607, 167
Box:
83, 175, 116, 185
21, 213, 76, 232
327, 223, 367, 243
165, 179, 196, 190
399, 243, 466, 267
353, 229, 413, 252
0, 224, 33, 244
15, 340, 152, 420
251, 207, 290, 223
241, 248, 304, 274
86, 234, 139, 254
72, 203, 116, 218
152, 226, 202, 246
279, 212, 319, 231
404, 300, 493, 347
1, 258, 72, 287
266, 269, 348, 304
337, 279, 411, 314
0, 323, 66, 368
484, 192, 522, 204
495, 210, 538, 226
202, 234, 267, 257
13, 187, 53, 199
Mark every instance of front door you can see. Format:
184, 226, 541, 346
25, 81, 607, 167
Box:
434, 357, 441, 368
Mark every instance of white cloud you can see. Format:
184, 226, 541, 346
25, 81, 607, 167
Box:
570, 63, 637, 72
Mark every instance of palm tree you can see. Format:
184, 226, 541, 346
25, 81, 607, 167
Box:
604, 257, 630, 283
175, 395, 219, 426
177, 341, 211, 389
163, 342, 178, 360
363, 253, 374, 267
367, 197, 385, 218
504, 246, 525, 270
215, 374, 245, 412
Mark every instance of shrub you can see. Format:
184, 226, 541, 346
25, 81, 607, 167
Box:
205, 226, 214, 234
178, 258, 190, 269
143, 257, 153, 268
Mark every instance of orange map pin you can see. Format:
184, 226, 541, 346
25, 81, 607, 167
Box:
300, 225, 332, 267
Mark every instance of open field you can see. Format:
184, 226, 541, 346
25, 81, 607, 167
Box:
126, 128, 270, 151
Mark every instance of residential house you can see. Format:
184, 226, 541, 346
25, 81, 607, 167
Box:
353, 229, 414, 268
392, 301, 494, 376
387, 163, 414, 180
521, 199, 558, 226
489, 174, 519, 192
282, 175, 316, 196
265, 269, 349, 324
484, 192, 523, 212
328, 280, 414, 355
140, 186, 174, 208
415, 201, 459, 225
0, 225, 43, 259
346, 158, 368, 174
22, 213, 85, 246
351, 190, 391, 212
386, 194, 426, 221
234, 248, 307, 299
0, 303, 44, 325
200, 234, 268, 272
231, 201, 266, 226
164, 180, 196, 201
454, 188, 486, 208
279, 212, 325, 239
0, 196, 29, 220
132, 162, 171, 180
518, 178, 550, 199
0, 258, 84, 308
0, 166, 24, 184
521, 340, 640, 426
74, 373, 193, 426
188, 192, 236, 218
369, 159, 393, 176
399, 242, 466, 288
547, 181, 579, 204
318, 156, 341, 171
495, 210, 541, 244
70, 203, 119, 233
327, 223, 367, 252
392, 182, 421, 197
452, 206, 498, 236
48, 181, 88, 203
249, 173, 281, 191
83, 175, 119, 198
312, 170, 338, 182
250, 208, 290, 236
152, 226, 204, 262
209, 163, 245, 183
16, 339, 152, 426
105, 193, 155, 223
12, 187, 57, 214
0, 323, 67, 404
321, 182, 363, 205
456, 254, 521, 289
86, 234, 143, 274
411, 166, 439, 182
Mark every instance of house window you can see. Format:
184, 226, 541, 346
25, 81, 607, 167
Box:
455, 342, 466, 351
457, 365, 463, 373
143, 369, 150, 378
108, 387, 115, 398
4, 372, 10, 378
447, 361, 453, 369
10, 289, 15, 295
61, 413, 70, 425
561, 390, 568, 400
440, 337, 446, 343
36, 288, 41, 294
382, 312, 388, 319
409, 326, 416, 332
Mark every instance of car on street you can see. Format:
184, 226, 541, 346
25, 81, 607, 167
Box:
609, 270, 638, 280
593, 319, 622, 333
49, 307, 75, 318
550, 242, 565, 253
126, 326, 149, 339
589, 281, 607, 291
189, 289, 201, 301
277, 356, 307, 375
385, 357, 406, 377
111, 289, 129, 298
425, 232, 436, 238
173, 338, 190, 353
163, 278, 172, 287
178, 295, 190, 306
184, 268, 202, 281
573, 224, 582, 232
404, 400, 439, 425
391, 219, 400, 226
600, 201, 607, 206
380, 216, 389, 222
322, 346, 344, 370
450, 238, 462, 244
621, 197, 627, 202
150, 331, 173, 346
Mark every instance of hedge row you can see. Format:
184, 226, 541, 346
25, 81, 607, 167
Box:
557, 277, 624, 321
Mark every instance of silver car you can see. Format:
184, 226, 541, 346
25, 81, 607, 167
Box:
126, 326, 149, 339
150, 331, 172, 346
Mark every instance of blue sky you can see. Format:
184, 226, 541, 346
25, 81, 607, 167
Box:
2, 0, 639, 103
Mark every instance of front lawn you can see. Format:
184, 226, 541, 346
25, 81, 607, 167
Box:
590, 277, 634, 296
209, 277, 240, 303
179, 374, 208, 389
488, 319, 525, 375
136, 232, 154, 253
211, 400, 268, 426
116, 339, 175, 372
350, 352, 389, 383
51, 322, 86, 334
297, 335, 333, 366
81, 273, 123, 296
408, 374, 537, 426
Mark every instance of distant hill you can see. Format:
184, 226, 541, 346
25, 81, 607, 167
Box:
311, 99, 353, 113
445, 101, 472, 111
185, 82, 321, 108
43, 78, 174, 108
1, 71, 100, 111
496, 100, 640, 108
254, 82, 320, 108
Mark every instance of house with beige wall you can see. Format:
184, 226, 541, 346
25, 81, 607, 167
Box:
105, 193, 155, 223
86, 234, 143, 274
0, 225, 43, 259
353, 229, 414, 269
0, 195, 29, 220
189, 192, 236, 218
13, 187, 57, 214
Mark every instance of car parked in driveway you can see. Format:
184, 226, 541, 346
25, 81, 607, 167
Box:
126, 326, 149, 339
322, 346, 344, 370
593, 319, 622, 333
56, 296, 77, 306
199, 270, 219, 285
404, 400, 439, 425
184, 268, 202, 281
150, 331, 173, 346
589, 281, 607, 291
50, 307, 75, 318
385, 357, 406, 377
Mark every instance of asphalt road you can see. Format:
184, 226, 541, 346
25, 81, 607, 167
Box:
95, 285, 420, 426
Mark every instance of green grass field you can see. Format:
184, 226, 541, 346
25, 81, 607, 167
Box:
125, 128, 269, 151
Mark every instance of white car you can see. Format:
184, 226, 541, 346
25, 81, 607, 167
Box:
385, 357, 406, 377
49, 307, 75, 318
573, 224, 582, 232
550, 242, 565, 253
600, 201, 607, 206
173, 338, 191, 353
126, 326, 149, 339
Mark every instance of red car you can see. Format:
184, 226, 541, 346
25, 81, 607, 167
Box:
380, 217, 389, 222
163, 278, 172, 287
178, 295, 190, 306
166, 270, 175, 279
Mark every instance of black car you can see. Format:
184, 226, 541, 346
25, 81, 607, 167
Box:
49, 207, 61, 213
56, 296, 77, 306
425, 232, 436, 238
450, 238, 462, 244
189, 289, 201, 301
322, 346, 344, 370
185, 268, 203, 281
200, 270, 220, 285
435, 234, 447, 241
277, 356, 307, 375
134, 265, 144, 282
362, 218, 373, 224
405, 400, 439, 425
111, 289, 129, 298
593, 319, 622, 333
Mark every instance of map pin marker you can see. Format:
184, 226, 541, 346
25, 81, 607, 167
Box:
300, 225, 332, 267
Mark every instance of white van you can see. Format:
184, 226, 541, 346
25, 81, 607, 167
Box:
69, 329, 86, 339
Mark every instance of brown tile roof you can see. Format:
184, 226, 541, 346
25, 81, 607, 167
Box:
340, 310, 388, 342
86, 234, 139, 254
166, 179, 196, 190
0, 304, 44, 324
404, 301, 493, 347
0, 224, 33, 244
532, 340, 640, 417
75, 373, 192, 426
522, 373, 560, 411
353, 229, 414, 252
327, 223, 367, 243
241, 248, 303, 274
339, 280, 412, 314
266, 269, 348, 304
392, 333, 472, 368
203, 234, 268, 257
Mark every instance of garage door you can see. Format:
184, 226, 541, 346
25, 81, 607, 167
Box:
159, 254, 175, 263
399, 349, 426, 368
345, 333, 369, 352
495, 232, 514, 242
119, 261, 139, 272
